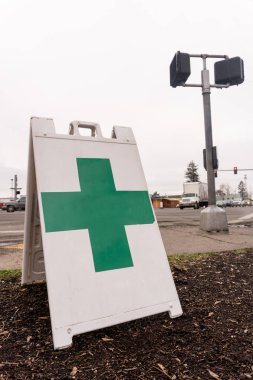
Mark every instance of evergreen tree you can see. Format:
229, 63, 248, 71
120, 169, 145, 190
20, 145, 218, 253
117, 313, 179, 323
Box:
185, 161, 200, 182
151, 191, 160, 199
238, 180, 247, 199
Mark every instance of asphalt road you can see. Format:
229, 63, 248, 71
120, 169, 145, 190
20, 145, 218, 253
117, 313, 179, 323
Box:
1, 207, 253, 269
0, 206, 253, 241
155, 206, 253, 226
0, 211, 25, 242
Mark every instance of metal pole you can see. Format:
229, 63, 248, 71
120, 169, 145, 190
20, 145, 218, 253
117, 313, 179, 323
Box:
10, 178, 13, 199
14, 174, 17, 201
244, 174, 247, 199
201, 67, 216, 206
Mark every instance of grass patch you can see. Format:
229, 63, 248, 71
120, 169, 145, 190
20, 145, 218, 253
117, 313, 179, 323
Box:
168, 252, 210, 268
168, 248, 253, 268
0, 269, 21, 279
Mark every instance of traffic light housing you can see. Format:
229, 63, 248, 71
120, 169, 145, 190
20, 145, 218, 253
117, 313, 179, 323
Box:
214, 57, 244, 86
170, 52, 191, 88
234, 167, 238, 174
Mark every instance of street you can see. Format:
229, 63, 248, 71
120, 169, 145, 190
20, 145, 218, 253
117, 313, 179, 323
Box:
155, 206, 253, 225
0, 211, 25, 241
1, 206, 253, 269
0, 206, 253, 242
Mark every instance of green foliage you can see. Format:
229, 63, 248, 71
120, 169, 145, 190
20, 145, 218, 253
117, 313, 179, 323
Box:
238, 180, 247, 199
168, 252, 210, 268
0, 269, 21, 279
151, 191, 160, 199
168, 248, 250, 269
185, 161, 200, 182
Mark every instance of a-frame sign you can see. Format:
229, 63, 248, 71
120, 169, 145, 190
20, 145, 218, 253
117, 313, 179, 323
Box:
22, 117, 182, 349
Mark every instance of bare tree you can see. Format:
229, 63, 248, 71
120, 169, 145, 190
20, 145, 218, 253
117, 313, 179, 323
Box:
219, 183, 232, 196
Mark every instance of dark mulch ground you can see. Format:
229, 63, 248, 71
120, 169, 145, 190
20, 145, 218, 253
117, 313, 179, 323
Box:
1, 250, 253, 380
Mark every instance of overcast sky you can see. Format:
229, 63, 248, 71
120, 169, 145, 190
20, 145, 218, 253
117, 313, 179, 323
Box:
0, 0, 252, 198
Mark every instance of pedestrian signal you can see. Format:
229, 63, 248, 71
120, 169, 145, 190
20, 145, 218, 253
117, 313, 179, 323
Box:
170, 52, 191, 88
214, 57, 244, 86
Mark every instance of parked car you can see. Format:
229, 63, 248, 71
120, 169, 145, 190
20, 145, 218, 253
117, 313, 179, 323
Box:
232, 199, 242, 207
224, 199, 233, 207
2, 196, 26, 212
0, 198, 13, 209
216, 200, 225, 208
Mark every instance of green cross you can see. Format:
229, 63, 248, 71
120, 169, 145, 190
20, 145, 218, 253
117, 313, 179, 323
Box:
41, 158, 154, 272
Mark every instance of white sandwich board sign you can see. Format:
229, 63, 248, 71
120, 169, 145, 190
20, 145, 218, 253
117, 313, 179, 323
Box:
22, 117, 182, 349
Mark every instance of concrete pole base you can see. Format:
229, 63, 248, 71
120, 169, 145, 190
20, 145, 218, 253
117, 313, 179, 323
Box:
200, 205, 229, 232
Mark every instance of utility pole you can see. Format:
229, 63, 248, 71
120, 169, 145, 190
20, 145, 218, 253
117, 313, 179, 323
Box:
14, 174, 18, 201
10, 178, 13, 199
244, 174, 248, 199
10, 174, 22, 200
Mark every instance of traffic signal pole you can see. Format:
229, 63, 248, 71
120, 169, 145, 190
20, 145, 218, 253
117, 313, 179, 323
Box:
170, 51, 244, 231
182, 54, 230, 231
201, 62, 216, 206
199, 58, 228, 231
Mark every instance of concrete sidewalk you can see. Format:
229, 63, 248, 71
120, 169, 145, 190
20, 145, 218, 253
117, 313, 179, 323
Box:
1, 224, 253, 270
160, 224, 253, 256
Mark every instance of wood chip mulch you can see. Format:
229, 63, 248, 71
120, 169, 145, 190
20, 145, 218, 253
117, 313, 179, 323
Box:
1, 251, 253, 379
